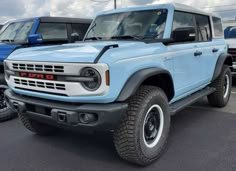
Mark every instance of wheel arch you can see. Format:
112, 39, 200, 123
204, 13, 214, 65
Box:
212, 53, 233, 81
116, 68, 175, 102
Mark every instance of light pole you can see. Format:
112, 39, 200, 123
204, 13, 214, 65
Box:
114, 0, 117, 9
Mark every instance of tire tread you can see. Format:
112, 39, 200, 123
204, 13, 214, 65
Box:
208, 65, 232, 107
114, 86, 170, 165
18, 112, 58, 136
0, 73, 17, 122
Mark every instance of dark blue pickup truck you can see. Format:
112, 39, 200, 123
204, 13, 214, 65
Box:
0, 16, 91, 121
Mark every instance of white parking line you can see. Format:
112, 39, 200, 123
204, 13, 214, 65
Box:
232, 92, 236, 94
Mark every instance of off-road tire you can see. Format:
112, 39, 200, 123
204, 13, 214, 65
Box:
18, 112, 59, 136
113, 86, 170, 166
208, 65, 232, 107
0, 73, 17, 122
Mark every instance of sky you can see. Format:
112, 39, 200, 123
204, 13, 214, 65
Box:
0, 0, 236, 24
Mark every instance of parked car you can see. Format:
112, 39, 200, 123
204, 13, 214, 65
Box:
224, 20, 236, 77
4, 3, 232, 165
0, 17, 92, 121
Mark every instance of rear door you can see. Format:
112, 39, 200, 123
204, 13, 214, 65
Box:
211, 17, 227, 79
194, 14, 215, 83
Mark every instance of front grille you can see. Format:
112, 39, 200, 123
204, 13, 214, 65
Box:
14, 78, 66, 90
12, 63, 64, 73
5, 61, 108, 97
228, 48, 236, 62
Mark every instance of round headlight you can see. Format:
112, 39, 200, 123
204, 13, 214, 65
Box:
80, 67, 101, 91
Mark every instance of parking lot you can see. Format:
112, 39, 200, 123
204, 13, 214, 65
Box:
0, 81, 235, 171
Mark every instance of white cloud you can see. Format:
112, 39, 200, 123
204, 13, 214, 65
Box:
0, 0, 235, 24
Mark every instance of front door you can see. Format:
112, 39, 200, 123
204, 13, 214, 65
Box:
168, 11, 214, 100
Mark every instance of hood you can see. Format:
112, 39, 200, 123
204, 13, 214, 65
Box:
225, 39, 236, 49
0, 43, 21, 62
8, 41, 165, 63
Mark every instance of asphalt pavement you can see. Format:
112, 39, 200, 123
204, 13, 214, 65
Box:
0, 81, 235, 171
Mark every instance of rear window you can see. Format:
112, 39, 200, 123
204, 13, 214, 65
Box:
212, 17, 223, 37
37, 23, 68, 40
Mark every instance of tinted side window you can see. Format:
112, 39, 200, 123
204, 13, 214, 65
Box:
213, 17, 223, 37
172, 11, 195, 31
37, 23, 68, 40
71, 24, 90, 40
195, 15, 211, 41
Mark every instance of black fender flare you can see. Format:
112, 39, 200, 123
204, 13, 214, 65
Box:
212, 53, 232, 81
116, 67, 175, 102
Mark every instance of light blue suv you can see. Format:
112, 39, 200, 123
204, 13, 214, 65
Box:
4, 3, 233, 165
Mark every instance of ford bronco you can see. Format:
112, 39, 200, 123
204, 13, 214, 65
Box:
0, 17, 91, 121
4, 3, 232, 165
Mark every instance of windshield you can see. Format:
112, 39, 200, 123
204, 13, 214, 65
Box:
85, 9, 168, 41
0, 21, 33, 43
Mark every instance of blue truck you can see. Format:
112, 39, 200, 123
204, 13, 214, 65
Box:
0, 17, 91, 121
4, 3, 232, 165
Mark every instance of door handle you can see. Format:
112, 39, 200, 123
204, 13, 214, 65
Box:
194, 51, 202, 56
212, 48, 219, 53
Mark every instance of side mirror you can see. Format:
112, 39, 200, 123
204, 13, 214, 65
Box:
172, 27, 196, 43
71, 32, 80, 42
28, 34, 43, 44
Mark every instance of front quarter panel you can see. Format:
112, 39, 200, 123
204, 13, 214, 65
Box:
102, 43, 173, 103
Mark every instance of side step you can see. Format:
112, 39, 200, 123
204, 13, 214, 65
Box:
170, 87, 216, 115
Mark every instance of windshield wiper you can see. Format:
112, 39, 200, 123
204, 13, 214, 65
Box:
1, 39, 14, 42
84, 23, 101, 41
84, 37, 103, 41
110, 35, 142, 41
86, 23, 96, 35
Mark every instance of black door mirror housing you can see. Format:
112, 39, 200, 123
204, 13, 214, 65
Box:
172, 27, 196, 43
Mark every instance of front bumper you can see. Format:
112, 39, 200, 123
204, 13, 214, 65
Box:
5, 89, 128, 131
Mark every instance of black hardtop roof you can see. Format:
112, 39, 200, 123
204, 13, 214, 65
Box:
39, 16, 92, 24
